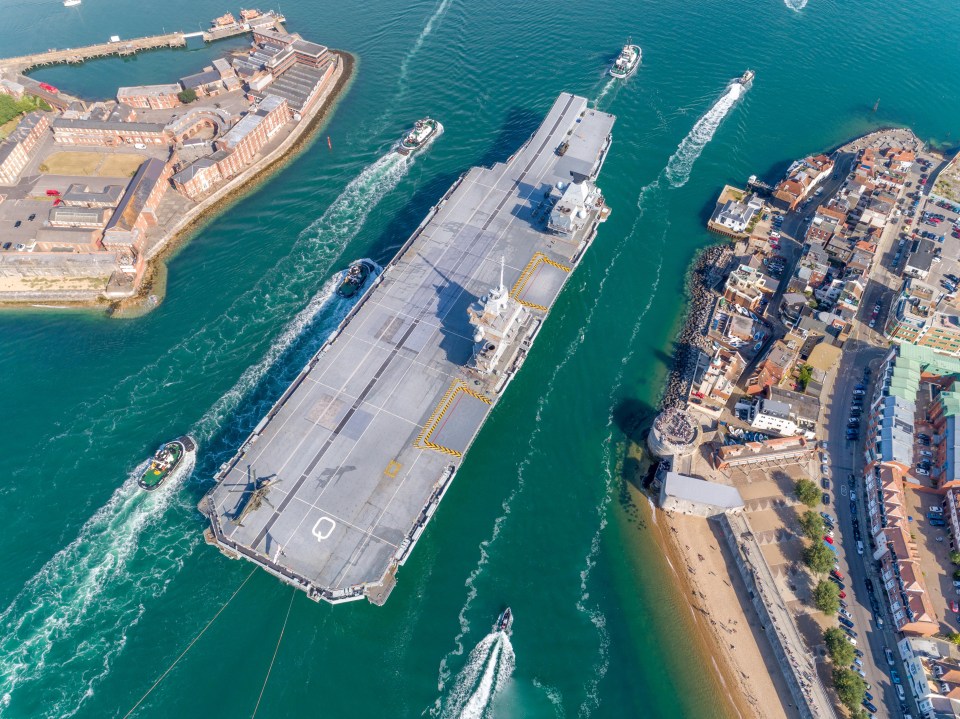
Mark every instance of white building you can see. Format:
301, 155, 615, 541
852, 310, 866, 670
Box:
749, 398, 801, 436
713, 196, 764, 233
898, 636, 960, 718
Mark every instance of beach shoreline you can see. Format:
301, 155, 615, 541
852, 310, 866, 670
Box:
0, 50, 357, 318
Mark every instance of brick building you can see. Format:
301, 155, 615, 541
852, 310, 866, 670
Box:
172, 156, 223, 200
52, 118, 169, 147
117, 84, 183, 110
0, 112, 50, 184
213, 96, 290, 179
102, 158, 173, 259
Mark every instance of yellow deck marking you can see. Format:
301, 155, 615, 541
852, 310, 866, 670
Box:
415, 380, 491, 457
510, 252, 571, 310
384, 460, 402, 478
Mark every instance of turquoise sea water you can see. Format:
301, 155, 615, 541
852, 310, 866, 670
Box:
1, 0, 959, 716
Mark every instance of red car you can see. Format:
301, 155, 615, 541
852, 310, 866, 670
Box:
38, 82, 58, 94
831, 569, 844, 580
839, 590, 846, 599
45, 189, 60, 196
823, 535, 834, 544
952, 601, 959, 614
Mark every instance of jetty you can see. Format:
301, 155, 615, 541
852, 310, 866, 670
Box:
0, 10, 286, 74
201, 93, 616, 605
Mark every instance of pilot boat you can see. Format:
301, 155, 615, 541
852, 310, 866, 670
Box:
609, 42, 641, 79
735, 69, 755, 86
397, 117, 442, 155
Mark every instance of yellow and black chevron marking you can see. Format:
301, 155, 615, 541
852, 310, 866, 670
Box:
510, 252, 571, 310
415, 380, 491, 456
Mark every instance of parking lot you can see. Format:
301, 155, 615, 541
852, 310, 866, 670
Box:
904, 488, 960, 635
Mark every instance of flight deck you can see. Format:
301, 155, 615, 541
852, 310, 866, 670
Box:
201, 93, 615, 604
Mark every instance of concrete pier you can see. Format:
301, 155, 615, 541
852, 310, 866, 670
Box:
0, 33, 188, 73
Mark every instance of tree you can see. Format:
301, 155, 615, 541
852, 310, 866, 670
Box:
178, 88, 197, 104
797, 364, 814, 391
799, 510, 826, 540
824, 627, 855, 665
950, 550, 960, 565
795, 478, 821, 507
813, 580, 841, 615
804, 541, 835, 575
833, 667, 867, 710
946, 632, 960, 646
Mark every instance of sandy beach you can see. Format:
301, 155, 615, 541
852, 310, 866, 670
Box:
654, 506, 799, 719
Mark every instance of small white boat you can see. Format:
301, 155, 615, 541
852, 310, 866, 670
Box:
610, 42, 641, 79
735, 69, 755, 86
63, 0, 82, 7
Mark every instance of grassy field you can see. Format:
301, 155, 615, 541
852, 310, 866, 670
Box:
99, 154, 145, 178
40, 152, 144, 177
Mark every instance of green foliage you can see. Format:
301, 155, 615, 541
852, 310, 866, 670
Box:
954, 569, 960, 580
813, 580, 840, 615
824, 627, 855, 666
177, 88, 197, 104
832, 667, 867, 710
799, 510, 826, 540
0, 93, 49, 126
946, 632, 960, 646
795, 478, 821, 507
797, 364, 814, 391
804, 541, 835, 574
951, 550, 960, 565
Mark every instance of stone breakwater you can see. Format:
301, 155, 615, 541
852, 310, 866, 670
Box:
659, 242, 735, 410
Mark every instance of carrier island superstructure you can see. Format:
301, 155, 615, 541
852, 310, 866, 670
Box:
201, 93, 616, 605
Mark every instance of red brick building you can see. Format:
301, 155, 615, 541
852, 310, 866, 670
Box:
0, 112, 50, 185
102, 158, 173, 258
117, 84, 182, 110
51, 118, 169, 147
213, 96, 291, 179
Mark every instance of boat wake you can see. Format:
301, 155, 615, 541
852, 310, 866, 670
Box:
592, 77, 618, 108
0, 151, 402, 715
398, 0, 454, 85
784, 0, 808, 10
664, 80, 746, 188
441, 631, 515, 719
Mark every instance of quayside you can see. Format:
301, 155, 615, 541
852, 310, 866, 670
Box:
201, 93, 616, 605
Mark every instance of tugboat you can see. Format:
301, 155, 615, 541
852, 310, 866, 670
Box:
734, 69, 755, 86
495, 607, 513, 634
609, 42, 641, 79
397, 118, 443, 155
138, 435, 196, 492
336, 259, 377, 298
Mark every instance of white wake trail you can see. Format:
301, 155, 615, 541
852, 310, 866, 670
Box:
398, 0, 454, 84
784, 0, 808, 10
664, 81, 746, 188
442, 632, 515, 719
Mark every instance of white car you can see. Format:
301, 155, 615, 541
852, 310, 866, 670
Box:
857, 540, 864, 555
916, 467, 930, 476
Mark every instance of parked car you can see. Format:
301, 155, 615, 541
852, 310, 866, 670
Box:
916, 467, 930, 476
822, 493, 831, 505
885, 648, 895, 666
822, 477, 830, 490
831, 569, 844, 580
13, 220, 21, 228
823, 535, 834, 545
839, 616, 855, 629
27, 213, 35, 221
892, 669, 901, 684
857, 540, 864, 555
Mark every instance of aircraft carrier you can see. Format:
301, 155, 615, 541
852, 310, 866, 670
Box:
201, 93, 616, 605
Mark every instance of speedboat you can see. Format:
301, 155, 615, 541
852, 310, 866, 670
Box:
495, 607, 513, 634
609, 43, 641, 79
735, 69, 755, 86
336, 259, 376, 298
138, 435, 197, 491
397, 117, 443, 155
